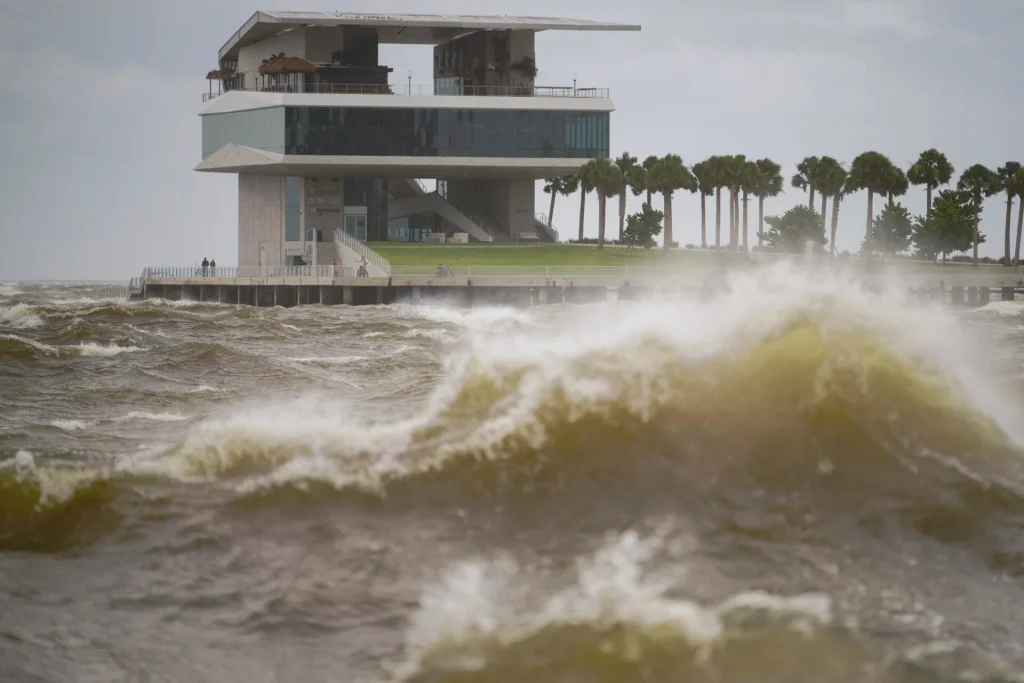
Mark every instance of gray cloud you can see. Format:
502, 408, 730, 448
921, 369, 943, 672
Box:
0, 0, 1021, 280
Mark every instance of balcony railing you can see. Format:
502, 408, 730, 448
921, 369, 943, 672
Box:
202, 83, 610, 102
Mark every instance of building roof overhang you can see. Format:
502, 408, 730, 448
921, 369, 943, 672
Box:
219, 11, 641, 60
196, 144, 590, 180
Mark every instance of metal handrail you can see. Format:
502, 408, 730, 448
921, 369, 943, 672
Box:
534, 212, 560, 242
333, 229, 392, 276
141, 265, 334, 279
202, 83, 611, 102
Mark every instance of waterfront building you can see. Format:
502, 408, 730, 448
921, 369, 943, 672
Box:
198, 11, 640, 271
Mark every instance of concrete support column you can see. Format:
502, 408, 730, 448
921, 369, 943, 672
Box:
413, 287, 422, 301
951, 287, 964, 305
967, 287, 979, 306
1002, 287, 1015, 302
979, 287, 990, 305
376, 287, 385, 305
343, 287, 354, 306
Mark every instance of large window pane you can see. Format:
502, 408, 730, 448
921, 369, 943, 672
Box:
284, 106, 607, 159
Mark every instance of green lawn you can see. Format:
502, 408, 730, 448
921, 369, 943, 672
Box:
369, 243, 752, 267
366, 243, 1005, 272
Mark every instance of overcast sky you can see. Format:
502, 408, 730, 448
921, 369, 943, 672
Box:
0, 0, 1021, 281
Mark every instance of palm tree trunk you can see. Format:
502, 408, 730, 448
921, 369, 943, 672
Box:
820, 194, 828, 240
808, 187, 815, 210
646, 189, 652, 207
926, 185, 933, 218
1016, 198, 1024, 265
830, 193, 841, 256
700, 194, 707, 248
664, 192, 673, 250
1005, 194, 1014, 266
973, 202, 981, 264
598, 192, 606, 249
715, 188, 722, 250
758, 196, 764, 248
733, 191, 741, 249
741, 192, 749, 251
547, 190, 557, 230
618, 192, 626, 242
865, 191, 874, 255
578, 190, 586, 242
727, 189, 734, 250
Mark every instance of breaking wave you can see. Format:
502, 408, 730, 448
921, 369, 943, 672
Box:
125, 270, 1023, 517
0, 335, 145, 359
392, 530, 1016, 683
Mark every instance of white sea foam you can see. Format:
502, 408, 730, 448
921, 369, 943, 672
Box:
288, 355, 367, 366
0, 284, 21, 298
399, 304, 534, 330
74, 342, 147, 357
979, 300, 1024, 317
50, 419, 97, 432
402, 328, 460, 342
0, 304, 43, 329
115, 411, 188, 423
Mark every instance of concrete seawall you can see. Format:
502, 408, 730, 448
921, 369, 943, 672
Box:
136, 271, 1024, 308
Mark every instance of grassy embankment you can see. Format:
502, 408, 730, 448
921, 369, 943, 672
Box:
367, 243, 993, 272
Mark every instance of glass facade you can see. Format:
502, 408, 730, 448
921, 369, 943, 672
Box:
201, 107, 285, 158
284, 177, 302, 241
284, 107, 608, 158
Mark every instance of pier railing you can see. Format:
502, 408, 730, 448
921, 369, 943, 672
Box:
333, 230, 392, 276
203, 83, 610, 102
141, 265, 335, 280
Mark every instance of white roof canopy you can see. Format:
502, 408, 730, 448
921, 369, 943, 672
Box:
219, 11, 641, 60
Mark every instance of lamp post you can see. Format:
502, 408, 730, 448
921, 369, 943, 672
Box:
408, 70, 412, 95
573, 73, 577, 96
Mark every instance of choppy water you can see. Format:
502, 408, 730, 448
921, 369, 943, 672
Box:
4, 269, 1024, 683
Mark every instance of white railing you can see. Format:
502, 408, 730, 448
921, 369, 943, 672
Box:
203, 83, 611, 101
141, 265, 334, 280
534, 212, 560, 242
333, 229, 392, 276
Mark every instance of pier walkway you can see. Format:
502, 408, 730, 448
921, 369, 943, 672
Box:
131, 264, 1024, 308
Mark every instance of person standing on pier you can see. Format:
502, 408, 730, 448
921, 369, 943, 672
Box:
201, 257, 209, 276
209, 258, 217, 276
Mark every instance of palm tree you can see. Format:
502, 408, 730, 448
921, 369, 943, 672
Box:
887, 165, 909, 206
720, 155, 744, 250
591, 157, 621, 249
812, 157, 843, 237
907, 149, 954, 217
848, 151, 896, 255
792, 156, 821, 208
640, 155, 661, 206
691, 160, 715, 249
614, 153, 639, 241
998, 162, 1022, 265
705, 155, 728, 250
752, 158, 784, 248
739, 159, 760, 251
957, 164, 1002, 264
649, 154, 695, 250
542, 175, 578, 229
815, 159, 848, 255
575, 164, 597, 243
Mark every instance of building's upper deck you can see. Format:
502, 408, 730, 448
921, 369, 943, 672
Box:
205, 11, 638, 105
219, 11, 641, 60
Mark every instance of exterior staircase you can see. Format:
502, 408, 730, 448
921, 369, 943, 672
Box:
334, 229, 391, 277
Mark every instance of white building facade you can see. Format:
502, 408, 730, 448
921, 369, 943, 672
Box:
197, 11, 640, 267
